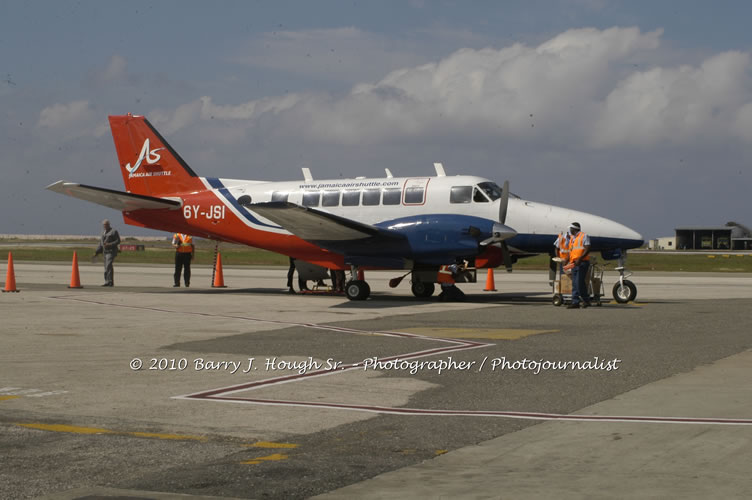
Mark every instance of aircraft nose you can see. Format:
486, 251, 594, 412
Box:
609, 220, 643, 248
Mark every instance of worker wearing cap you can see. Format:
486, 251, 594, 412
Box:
172, 233, 194, 287
567, 222, 591, 309
93, 219, 120, 286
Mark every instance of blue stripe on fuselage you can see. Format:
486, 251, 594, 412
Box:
205, 177, 282, 230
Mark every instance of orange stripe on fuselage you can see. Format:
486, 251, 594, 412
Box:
122, 188, 346, 269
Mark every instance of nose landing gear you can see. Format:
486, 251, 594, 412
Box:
612, 252, 637, 303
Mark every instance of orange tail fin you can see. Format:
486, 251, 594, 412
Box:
109, 114, 204, 197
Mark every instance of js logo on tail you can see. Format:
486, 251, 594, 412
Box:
125, 139, 165, 176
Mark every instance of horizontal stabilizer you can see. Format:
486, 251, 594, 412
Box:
46, 181, 182, 211
250, 202, 387, 241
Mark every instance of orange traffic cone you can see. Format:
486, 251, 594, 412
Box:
3, 252, 19, 293
212, 252, 227, 288
68, 251, 83, 289
483, 268, 497, 292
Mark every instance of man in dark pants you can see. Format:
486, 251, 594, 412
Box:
286, 257, 308, 293
172, 233, 194, 287
93, 219, 120, 286
566, 222, 591, 309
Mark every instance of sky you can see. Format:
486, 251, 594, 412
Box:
2, 0, 751, 239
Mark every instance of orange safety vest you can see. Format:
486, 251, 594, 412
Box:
173, 233, 194, 253
568, 232, 590, 261
437, 265, 455, 284
556, 233, 571, 261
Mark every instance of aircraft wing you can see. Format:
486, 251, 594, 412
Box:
250, 202, 401, 242
46, 181, 182, 211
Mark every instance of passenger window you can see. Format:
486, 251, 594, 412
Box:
362, 189, 381, 206
342, 190, 360, 206
302, 191, 320, 207
404, 187, 425, 204
450, 186, 472, 204
382, 188, 401, 205
322, 190, 340, 207
473, 188, 489, 203
271, 191, 288, 203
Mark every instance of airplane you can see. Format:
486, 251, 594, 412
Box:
47, 113, 643, 301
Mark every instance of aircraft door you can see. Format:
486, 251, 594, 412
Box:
403, 178, 430, 206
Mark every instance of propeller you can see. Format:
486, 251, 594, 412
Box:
479, 180, 516, 272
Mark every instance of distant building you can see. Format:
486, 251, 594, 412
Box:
675, 222, 752, 251
648, 236, 676, 250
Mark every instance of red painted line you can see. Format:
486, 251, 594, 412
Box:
177, 396, 752, 426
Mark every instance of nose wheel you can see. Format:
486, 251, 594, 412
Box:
611, 253, 638, 303
612, 279, 637, 303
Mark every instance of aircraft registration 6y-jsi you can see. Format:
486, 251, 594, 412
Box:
47, 114, 643, 301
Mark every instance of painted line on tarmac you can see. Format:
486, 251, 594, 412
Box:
245, 441, 298, 449
179, 397, 752, 426
49, 295, 752, 427
15, 422, 208, 441
48, 294, 490, 347
241, 453, 289, 465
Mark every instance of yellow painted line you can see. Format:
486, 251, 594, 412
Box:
435, 449, 448, 456
15, 423, 206, 441
241, 453, 289, 465
244, 441, 298, 449
129, 431, 207, 441
0, 395, 21, 401
401, 327, 558, 340
16, 423, 115, 435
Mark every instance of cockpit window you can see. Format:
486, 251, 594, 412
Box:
473, 187, 489, 202
477, 181, 520, 201
477, 182, 501, 201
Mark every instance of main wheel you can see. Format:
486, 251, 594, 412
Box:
612, 280, 637, 303
411, 281, 435, 298
345, 280, 370, 301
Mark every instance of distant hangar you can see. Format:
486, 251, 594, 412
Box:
650, 222, 752, 251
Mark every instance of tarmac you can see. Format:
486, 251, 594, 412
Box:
1, 260, 751, 499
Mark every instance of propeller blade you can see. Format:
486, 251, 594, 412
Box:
501, 242, 513, 272
499, 180, 509, 224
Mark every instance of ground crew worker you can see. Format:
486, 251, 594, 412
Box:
172, 233, 194, 287
553, 230, 571, 270
93, 219, 120, 286
437, 261, 466, 301
286, 257, 308, 293
567, 222, 591, 309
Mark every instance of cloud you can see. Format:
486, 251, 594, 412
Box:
591, 51, 752, 147
37, 100, 94, 129
153, 26, 752, 151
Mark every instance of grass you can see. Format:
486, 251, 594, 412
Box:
1, 240, 751, 272
513, 252, 752, 272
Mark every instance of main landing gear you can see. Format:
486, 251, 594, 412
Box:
410, 280, 435, 298
345, 265, 370, 301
